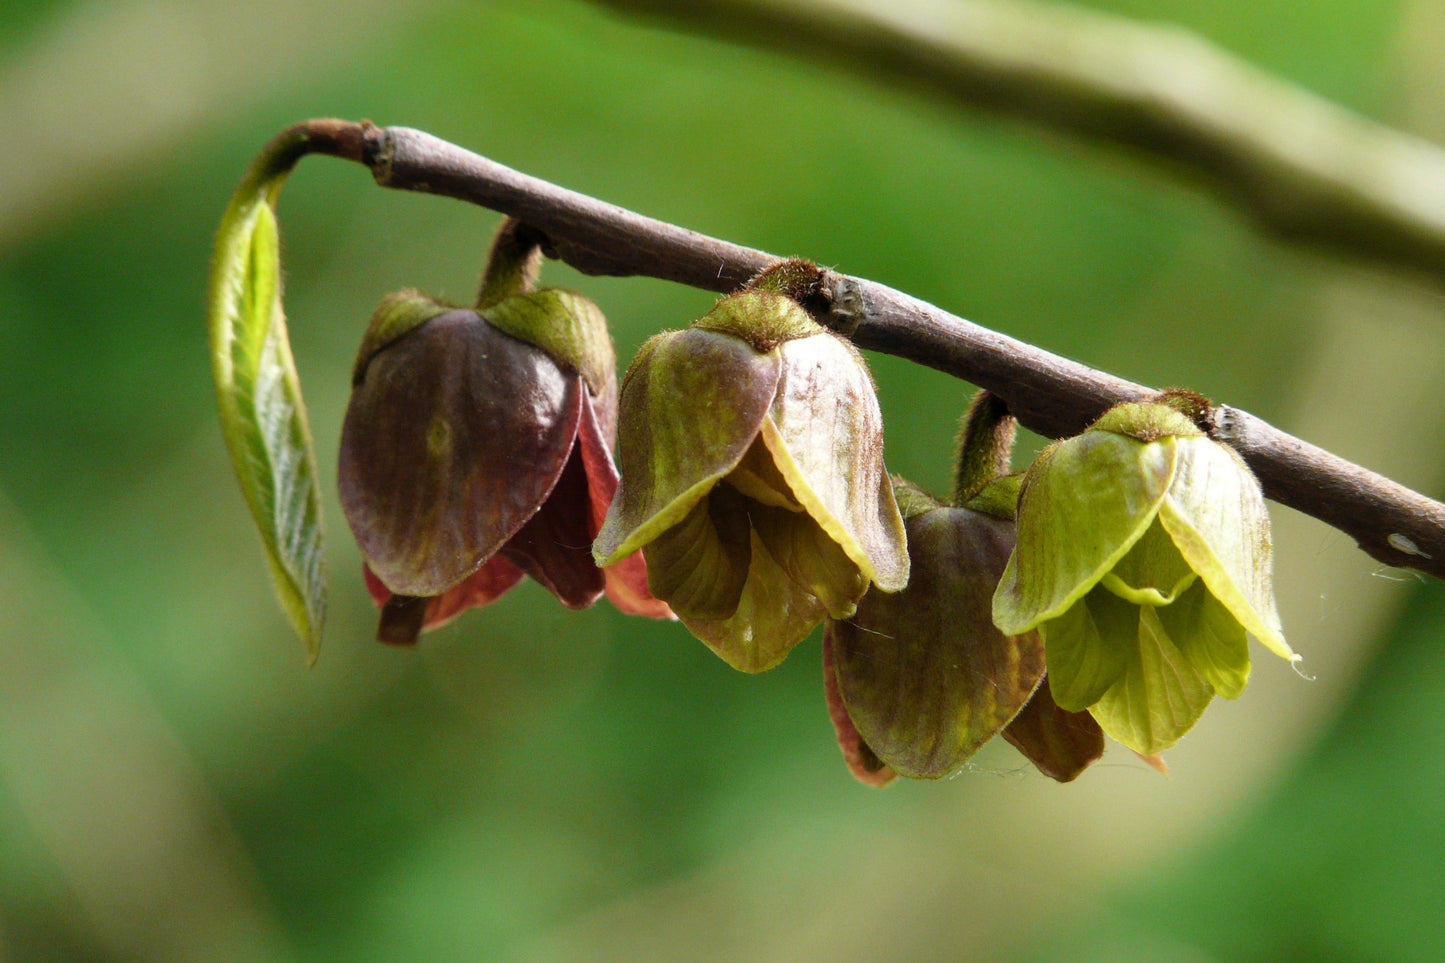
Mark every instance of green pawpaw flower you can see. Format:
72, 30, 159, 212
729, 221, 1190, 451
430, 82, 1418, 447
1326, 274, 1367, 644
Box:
992, 400, 1297, 755
593, 287, 908, 672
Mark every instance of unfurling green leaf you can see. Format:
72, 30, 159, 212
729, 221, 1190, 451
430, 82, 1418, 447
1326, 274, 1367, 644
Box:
209, 148, 326, 660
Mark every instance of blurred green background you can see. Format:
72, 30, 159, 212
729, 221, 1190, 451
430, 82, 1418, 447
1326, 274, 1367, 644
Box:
4, 0, 1445, 959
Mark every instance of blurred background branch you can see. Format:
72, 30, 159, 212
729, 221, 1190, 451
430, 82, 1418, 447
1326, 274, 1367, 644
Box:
596, 0, 1445, 288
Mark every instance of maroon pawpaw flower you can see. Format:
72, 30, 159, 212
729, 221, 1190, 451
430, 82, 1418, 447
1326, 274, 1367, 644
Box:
338, 228, 669, 645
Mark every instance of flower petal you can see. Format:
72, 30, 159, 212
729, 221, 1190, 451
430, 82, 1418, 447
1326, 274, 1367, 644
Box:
823, 625, 897, 788
1088, 605, 1214, 755
681, 527, 828, 672
339, 311, 582, 597
500, 441, 605, 610
1099, 517, 1199, 606
573, 392, 673, 619
994, 431, 1177, 634
1001, 677, 1105, 782
593, 328, 780, 565
759, 335, 908, 592
830, 505, 1043, 778
749, 499, 868, 620
642, 484, 752, 621
1158, 436, 1295, 662
1156, 579, 1251, 699
1040, 584, 1136, 712
362, 555, 526, 644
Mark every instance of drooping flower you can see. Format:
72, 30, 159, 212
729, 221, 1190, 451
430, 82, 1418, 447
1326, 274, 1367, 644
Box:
338, 221, 669, 644
992, 395, 1297, 755
593, 263, 908, 672
824, 393, 1103, 785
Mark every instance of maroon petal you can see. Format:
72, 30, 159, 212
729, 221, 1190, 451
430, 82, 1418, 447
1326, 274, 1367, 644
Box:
823, 625, 897, 788
1000, 675, 1106, 782
500, 438, 605, 610
830, 505, 1044, 779
363, 556, 526, 645
575, 390, 672, 618
339, 310, 583, 597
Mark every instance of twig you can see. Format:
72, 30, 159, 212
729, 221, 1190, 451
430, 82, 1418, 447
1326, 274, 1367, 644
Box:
594, 0, 1445, 288
286, 119, 1445, 579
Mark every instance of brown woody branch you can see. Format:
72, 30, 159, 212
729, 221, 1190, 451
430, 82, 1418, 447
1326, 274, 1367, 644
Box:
287, 119, 1445, 579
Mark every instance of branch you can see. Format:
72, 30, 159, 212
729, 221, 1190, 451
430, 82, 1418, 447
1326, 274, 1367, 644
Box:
288, 119, 1445, 579
594, 0, 1445, 288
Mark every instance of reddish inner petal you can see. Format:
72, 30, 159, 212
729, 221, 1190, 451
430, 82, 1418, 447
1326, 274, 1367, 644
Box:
501, 441, 606, 609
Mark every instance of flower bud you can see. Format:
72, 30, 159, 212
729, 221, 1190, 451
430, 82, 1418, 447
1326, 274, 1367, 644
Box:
594, 271, 908, 671
993, 397, 1296, 754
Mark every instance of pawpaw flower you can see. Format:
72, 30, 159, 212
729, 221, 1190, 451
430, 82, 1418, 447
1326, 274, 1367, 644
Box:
338, 223, 668, 645
992, 396, 1297, 755
593, 270, 908, 672
825, 393, 1103, 786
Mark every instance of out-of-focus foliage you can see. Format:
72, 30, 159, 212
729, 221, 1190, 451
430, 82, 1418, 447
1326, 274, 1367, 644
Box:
2, 0, 1443, 960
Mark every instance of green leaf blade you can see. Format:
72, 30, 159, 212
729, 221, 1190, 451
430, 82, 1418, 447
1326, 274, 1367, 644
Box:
209, 195, 326, 660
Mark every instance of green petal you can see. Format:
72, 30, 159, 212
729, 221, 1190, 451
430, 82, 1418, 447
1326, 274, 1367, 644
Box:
759, 334, 908, 592
1088, 605, 1214, 755
680, 528, 828, 672
831, 505, 1044, 779
1156, 579, 1251, 699
749, 501, 869, 620
1041, 586, 1135, 711
993, 431, 1177, 634
1158, 436, 1295, 662
642, 484, 752, 621
593, 328, 780, 565
1099, 518, 1198, 606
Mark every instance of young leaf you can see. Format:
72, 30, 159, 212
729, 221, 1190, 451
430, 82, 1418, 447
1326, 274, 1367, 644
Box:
209, 178, 326, 660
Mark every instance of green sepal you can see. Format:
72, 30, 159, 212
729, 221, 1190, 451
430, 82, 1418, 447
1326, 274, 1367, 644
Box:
351, 291, 451, 384
208, 155, 326, 661
485, 289, 616, 398
692, 290, 825, 352
964, 473, 1022, 520
1091, 401, 1203, 442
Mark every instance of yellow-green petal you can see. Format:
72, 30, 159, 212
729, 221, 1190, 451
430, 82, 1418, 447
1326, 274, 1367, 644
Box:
994, 431, 1177, 634
681, 528, 828, 672
1158, 436, 1295, 662
593, 328, 780, 565
1042, 586, 1136, 711
758, 334, 908, 592
1156, 580, 1251, 699
641, 485, 752, 621
1088, 605, 1214, 755
749, 500, 868, 619
1099, 518, 1199, 606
